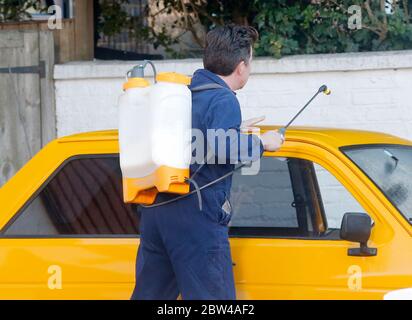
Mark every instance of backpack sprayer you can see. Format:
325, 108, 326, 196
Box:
118, 60, 192, 205
118, 60, 331, 209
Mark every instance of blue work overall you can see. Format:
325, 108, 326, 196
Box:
131, 69, 263, 300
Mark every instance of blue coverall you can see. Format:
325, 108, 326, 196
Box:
131, 69, 263, 300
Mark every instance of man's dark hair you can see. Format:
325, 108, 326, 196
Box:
203, 25, 259, 76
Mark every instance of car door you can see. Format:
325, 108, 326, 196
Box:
229, 147, 393, 300
0, 155, 139, 299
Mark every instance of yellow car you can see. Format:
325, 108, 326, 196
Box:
0, 126, 411, 300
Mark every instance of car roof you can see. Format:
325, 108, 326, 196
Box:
57, 126, 412, 149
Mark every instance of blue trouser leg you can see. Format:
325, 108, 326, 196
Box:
130, 211, 179, 300
171, 238, 235, 300
158, 190, 236, 300
131, 188, 236, 300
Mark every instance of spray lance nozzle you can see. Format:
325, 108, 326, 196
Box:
278, 84, 332, 140
319, 84, 331, 95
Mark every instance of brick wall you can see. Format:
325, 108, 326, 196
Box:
54, 50, 412, 140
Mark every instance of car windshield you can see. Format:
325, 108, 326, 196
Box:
342, 145, 412, 225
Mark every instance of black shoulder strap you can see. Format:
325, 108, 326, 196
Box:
190, 83, 224, 92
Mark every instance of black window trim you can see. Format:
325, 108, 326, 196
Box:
340, 143, 412, 227
0, 153, 140, 239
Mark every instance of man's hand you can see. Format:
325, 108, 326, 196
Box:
260, 130, 284, 152
240, 115, 265, 133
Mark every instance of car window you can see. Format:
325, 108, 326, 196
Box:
229, 157, 317, 237
313, 163, 365, 229
342, 145, 412, 225
229, 156, 366, 238
2, 156, 140, 236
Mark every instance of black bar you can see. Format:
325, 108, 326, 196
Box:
0, 60, 45, 78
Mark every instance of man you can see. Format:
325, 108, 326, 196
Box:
131, 25, 283, 300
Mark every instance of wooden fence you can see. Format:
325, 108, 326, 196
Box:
0, 30, 56, 187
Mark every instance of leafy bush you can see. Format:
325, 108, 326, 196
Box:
146, 0, 412, 58
254, 0, 412, 58
0, 0, 45, 22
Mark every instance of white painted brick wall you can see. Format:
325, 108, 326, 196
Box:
54, 51, 412, 140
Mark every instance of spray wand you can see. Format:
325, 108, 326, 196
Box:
278, 85, 331, 139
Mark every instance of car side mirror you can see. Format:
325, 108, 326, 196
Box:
340, 212, 377, 256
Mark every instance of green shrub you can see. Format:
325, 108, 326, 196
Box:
253, 0, 412, 58
0, 0, 45, 22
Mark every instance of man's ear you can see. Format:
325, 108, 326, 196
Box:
236, 60, 246, 76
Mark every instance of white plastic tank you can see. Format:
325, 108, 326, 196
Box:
118, 72, 153, 177
118, 62, 155, 204
118, 61, 192, 204
150, 72, 192, 192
